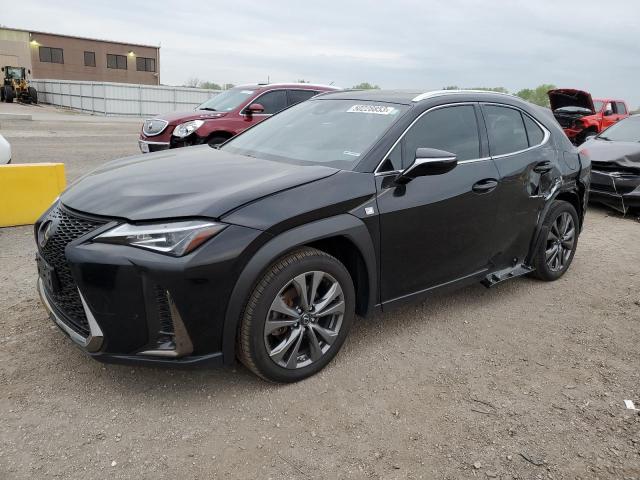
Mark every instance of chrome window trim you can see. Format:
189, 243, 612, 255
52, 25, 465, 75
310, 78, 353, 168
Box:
374, 102, 485, 175
481, 102, 551, 159
142, 118, 169, 137
374, 101, 552, 175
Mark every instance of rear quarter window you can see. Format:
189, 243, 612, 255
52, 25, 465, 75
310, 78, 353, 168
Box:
523, 114, 545, 147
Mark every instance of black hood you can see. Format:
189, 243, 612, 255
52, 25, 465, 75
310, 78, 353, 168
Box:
548, 89, 595, 113
580, 139, 640, 172
61, 146, 338, 221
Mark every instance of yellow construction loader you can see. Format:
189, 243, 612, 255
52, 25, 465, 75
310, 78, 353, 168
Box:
1, 66, 37, 104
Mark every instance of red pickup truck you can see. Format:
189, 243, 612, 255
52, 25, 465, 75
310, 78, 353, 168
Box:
548, 89, 630, 145
138, 83, 339, 153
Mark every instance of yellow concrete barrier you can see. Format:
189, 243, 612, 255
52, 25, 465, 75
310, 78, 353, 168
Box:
0, 163, 66, 227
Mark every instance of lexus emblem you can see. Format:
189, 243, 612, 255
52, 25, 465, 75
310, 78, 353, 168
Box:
38, 220, 53, 248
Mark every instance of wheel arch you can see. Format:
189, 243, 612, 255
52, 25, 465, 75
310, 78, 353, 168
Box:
205, 130, 234, 142
221, 214, 377, 365
525, 187, 584, 265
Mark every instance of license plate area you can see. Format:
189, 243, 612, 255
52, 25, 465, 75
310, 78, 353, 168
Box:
37, 253, 60, 294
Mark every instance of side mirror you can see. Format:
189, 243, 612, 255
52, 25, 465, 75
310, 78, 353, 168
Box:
604, 109, 613, 116
394, 148, 457, 184
245, 103, 264, 116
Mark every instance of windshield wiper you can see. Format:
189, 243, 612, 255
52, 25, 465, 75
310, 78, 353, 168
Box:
597, 136, 611, 141
199, 107, 217, 111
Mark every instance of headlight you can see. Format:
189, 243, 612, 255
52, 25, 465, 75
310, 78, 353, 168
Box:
93, 220, 226, 256
172, 120, 204, 138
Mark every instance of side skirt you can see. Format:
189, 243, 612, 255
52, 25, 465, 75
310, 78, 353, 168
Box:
481, 264, 534, 288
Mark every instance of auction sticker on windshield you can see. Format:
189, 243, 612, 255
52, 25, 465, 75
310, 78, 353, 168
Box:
347, 105, 398, 115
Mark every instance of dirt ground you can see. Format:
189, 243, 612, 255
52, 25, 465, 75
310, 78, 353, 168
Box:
1, 104, 639, 480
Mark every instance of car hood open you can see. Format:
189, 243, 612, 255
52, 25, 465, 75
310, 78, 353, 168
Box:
580, 139, 640, 173
548, 89, 595, 113
61, 146, 338, 221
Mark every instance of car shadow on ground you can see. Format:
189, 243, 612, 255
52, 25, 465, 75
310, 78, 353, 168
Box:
84, 273, 536, 397
587, 202, 640, 222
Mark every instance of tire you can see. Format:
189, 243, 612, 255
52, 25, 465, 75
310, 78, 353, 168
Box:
237, 247, 355, 383
531, 200, 579, 281
4, 86, 14, 103
28, 86, 37, 104
207, 134, 229, 147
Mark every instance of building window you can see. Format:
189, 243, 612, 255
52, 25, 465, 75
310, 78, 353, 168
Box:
106, 54, 127, 70
39, 46, 64, 64
136, 57, 156, 72
84, 51, 96, 67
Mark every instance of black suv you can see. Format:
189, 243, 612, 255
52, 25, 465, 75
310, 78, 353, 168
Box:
35, 90, 590, 382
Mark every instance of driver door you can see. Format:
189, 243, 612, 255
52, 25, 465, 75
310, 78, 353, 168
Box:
375, 104, 501, 304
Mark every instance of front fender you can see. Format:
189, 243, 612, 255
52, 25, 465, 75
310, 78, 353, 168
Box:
221, 214, 377, 364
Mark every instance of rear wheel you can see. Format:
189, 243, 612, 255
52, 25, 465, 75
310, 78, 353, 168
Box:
28, 86, 37, 104
531, 200, 579, 281
237, 247, 355, 382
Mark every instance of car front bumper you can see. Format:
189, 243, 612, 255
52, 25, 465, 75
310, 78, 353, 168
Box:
34, 203, 263, 366
138, 139, 170, 154
589, 169, 640, 212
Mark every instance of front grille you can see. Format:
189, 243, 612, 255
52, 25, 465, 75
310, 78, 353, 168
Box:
142, 118, 168, 136
39, 204, 106, 337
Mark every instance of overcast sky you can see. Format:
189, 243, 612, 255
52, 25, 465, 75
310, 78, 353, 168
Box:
5, 0, 640, 107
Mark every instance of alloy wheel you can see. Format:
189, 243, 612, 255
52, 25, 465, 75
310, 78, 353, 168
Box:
264, 271, 345, 369
545, 212, 575, 272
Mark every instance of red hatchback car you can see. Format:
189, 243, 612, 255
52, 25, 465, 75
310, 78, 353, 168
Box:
138, 83, 340, 153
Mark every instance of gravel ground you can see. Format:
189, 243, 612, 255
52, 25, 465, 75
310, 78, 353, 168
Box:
1, 104, 639, 479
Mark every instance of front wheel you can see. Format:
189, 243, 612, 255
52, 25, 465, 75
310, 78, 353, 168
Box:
237, 247, 355, 382
531, 200, 579, 281
4, 86, 14, 103
207, 134, 229, 147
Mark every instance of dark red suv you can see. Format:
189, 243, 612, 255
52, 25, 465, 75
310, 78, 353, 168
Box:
138, 83, 339, 152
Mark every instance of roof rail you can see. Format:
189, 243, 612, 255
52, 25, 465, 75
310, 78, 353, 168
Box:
412, 89, 515, 102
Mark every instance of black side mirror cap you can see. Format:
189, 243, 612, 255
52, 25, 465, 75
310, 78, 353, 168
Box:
394, 148, 458, 184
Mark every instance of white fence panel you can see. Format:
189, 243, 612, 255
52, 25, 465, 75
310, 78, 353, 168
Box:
31, 79, 219, 117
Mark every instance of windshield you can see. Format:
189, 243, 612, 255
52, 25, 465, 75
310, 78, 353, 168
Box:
6, 67, 24, 80
197, 88, 256, 112
597, 116, 640, 142
593, 100, 604, 112
221, 99, 409, 169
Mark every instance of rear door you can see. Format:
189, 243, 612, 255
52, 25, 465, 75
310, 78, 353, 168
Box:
481, 103, 560, 267
376, 103, 501, 303
615, 101, 628, 122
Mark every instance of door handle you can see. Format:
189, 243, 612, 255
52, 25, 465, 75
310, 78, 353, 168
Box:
533, 161, 552, 173
472, 179, 498, 193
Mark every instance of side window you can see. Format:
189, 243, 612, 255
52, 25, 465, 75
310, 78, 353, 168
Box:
484, 105, 528, 156
402, 105, 480, 167
254, 90, 287, 114
616, 102, 627, 115
288, 90, 318, 106
522, 114, 545, 147
604, 102, 613, 115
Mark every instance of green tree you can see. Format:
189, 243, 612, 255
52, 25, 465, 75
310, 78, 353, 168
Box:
515, 84, 556, 108
352, 82, 380, 90
200, 81, 222, 90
